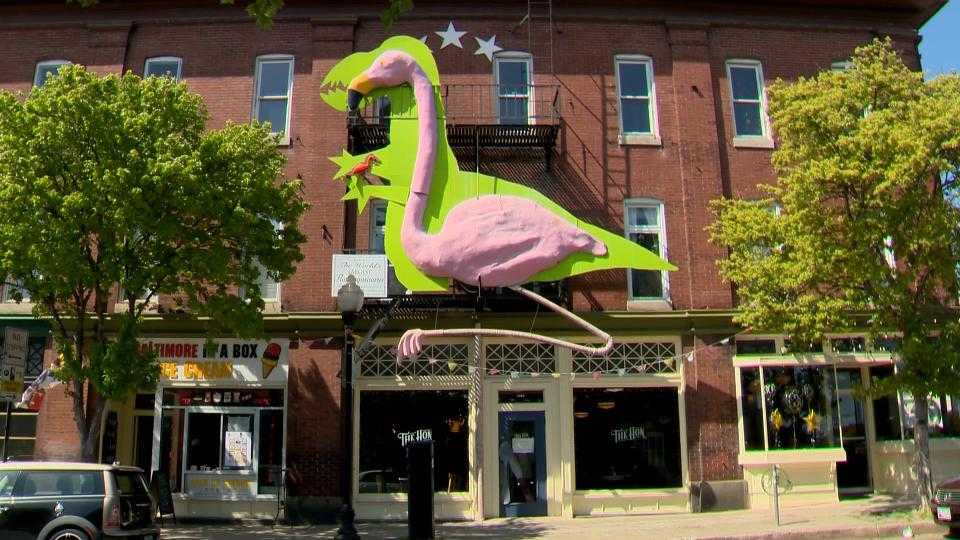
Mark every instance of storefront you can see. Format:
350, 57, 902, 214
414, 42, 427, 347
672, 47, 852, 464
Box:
734, 334, 960, 509
109, 338, 289, 519
351, 336, 688, 520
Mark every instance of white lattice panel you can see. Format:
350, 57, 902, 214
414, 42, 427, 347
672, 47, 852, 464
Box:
357, 344, 470, 377
485, 343, 556, 375
573, 342, 677, 374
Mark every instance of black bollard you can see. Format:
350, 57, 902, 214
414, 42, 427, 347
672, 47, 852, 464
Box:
407, 440, 435, 539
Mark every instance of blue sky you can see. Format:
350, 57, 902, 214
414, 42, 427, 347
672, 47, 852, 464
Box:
920, 1, 959, 76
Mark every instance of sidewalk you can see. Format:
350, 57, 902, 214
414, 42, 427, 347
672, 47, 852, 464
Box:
161, 497, 948, 539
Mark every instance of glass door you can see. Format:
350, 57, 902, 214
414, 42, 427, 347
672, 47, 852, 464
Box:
498, 411, 546, 517
836, 368, 872, 495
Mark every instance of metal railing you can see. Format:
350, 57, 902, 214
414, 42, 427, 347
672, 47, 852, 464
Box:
350, 83, 561, 126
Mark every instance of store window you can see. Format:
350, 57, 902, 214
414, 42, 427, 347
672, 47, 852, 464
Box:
144, 56, 183, 80
614, 55, 657, 137
871, 364, 960, 441
573, 387, 682, 490
624, 200, 667, 299
253, 55, 294, 144
762, 366, 840, 449
726, 60, 769, 139
358, 390, 468, 494
34, 60, 70, 87
159, 388, 284, 496
737, 365, 842, 452
494, 53, 532, 125
740, 367, 765, 450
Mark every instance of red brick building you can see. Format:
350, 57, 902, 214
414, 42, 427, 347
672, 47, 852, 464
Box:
0, 0, 948, 521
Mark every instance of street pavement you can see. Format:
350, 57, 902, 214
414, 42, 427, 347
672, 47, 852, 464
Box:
161, 496, 951, 539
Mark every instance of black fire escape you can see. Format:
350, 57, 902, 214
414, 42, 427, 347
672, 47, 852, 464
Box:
345, 82, 567, 314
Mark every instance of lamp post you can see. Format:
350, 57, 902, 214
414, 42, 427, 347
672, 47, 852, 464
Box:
336, 275, 364, 540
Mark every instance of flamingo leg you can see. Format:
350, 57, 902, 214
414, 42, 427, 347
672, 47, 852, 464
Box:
396, 285, 614, 360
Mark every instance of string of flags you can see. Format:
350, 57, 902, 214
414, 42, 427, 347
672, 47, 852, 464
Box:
365, 329, 752, 380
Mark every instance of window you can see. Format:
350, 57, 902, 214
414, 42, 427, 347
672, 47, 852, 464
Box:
2, 278, 30, 303
370, 200, 387, 254
726, 60, 769, 139
0, 471, 17, 497
14, 471, 104, 497
573, 387, 682, 489
624, 200, 667, 299
615, 56, 657, 141
34, 60, 70, 87
763, 366, 840, 449
737, 365, 842, 452
253, 55, 294, 144
494, 53, 532, 125
740, 367, 765, 450
358, 390, 469, 493
831, 60, 853, 71
254, 262, 279, 302
144, 56, 182, 80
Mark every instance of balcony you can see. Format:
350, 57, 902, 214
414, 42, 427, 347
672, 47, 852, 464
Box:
347, 83, 561, 159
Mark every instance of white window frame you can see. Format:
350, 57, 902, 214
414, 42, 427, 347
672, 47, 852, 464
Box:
614, 55, 660, 145
493, 52, 534, 125
33, 60, 71, 87
831, 60, 853, 71
144, 56, 183, 80
624, 199, 668, 300
2, 278, 30, 303
725, 59, 773, 148
252, 54, 294, 145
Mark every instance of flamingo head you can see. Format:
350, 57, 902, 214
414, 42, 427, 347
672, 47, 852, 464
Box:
321, 36, 439, 113
347, 51, 418, 110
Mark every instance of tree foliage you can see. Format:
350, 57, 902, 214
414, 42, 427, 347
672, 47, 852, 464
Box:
68, 0, 413, 29
0, 65, 306, 459
709, 38, 960, 503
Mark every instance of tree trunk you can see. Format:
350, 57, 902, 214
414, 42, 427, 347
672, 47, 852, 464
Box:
72, 384, 106, 463
913, 393, 934, 509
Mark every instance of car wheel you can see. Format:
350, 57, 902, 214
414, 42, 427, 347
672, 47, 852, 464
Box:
47, 528, 91, 540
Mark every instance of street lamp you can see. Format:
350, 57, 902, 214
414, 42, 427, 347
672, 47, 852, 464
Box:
336, 275, 363, 540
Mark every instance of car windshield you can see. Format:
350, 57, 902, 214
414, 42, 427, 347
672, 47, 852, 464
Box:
113, 471, 149, 496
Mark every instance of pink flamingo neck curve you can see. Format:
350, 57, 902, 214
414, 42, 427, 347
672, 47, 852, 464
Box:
358, 51, 613, 359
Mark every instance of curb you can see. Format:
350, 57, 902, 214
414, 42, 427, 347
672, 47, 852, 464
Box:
700, 521, 946, 539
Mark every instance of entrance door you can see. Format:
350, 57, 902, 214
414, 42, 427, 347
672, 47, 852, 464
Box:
836, 368, 871, 495
498, 411, 546, 517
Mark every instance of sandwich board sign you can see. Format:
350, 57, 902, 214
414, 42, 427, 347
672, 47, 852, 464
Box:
0, 327, 27, 402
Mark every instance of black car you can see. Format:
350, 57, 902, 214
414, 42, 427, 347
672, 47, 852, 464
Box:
0, 462, 160, 540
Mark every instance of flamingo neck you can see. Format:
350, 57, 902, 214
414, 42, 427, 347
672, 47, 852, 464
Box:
401, 64, 438, 256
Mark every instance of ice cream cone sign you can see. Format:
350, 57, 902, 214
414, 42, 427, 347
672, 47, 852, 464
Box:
261, 342, 282, 379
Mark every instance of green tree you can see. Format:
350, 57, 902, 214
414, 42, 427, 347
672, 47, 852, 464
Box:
709, 38, 960, 506
0, 65, 307, 461
67, 0, 412, 29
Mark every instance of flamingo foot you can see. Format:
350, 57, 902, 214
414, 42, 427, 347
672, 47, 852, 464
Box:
397, 329, 426, 360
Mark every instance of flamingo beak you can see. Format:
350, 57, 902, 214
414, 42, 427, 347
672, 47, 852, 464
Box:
347, 72, 375, 111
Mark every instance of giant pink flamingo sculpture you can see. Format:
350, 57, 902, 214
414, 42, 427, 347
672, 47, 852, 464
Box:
343, 49, 668, 360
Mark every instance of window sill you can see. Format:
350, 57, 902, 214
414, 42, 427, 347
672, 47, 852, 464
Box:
262, 300, 282, 314
114, 301, 157, 314
0, 301, 35, 314
732, 136, 775, 149
738, 447, 846, 465
573, 487, 687, 497
626, 299, 673, 312
619, 133, 662, 147
355, 492, 472, 502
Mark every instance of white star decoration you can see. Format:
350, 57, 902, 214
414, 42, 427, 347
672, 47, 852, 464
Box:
435, 21, 467, 49
419, 35, 428, 43
473, 35, 503, 62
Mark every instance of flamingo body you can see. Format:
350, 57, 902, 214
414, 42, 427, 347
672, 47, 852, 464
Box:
406, 195, 606, 287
